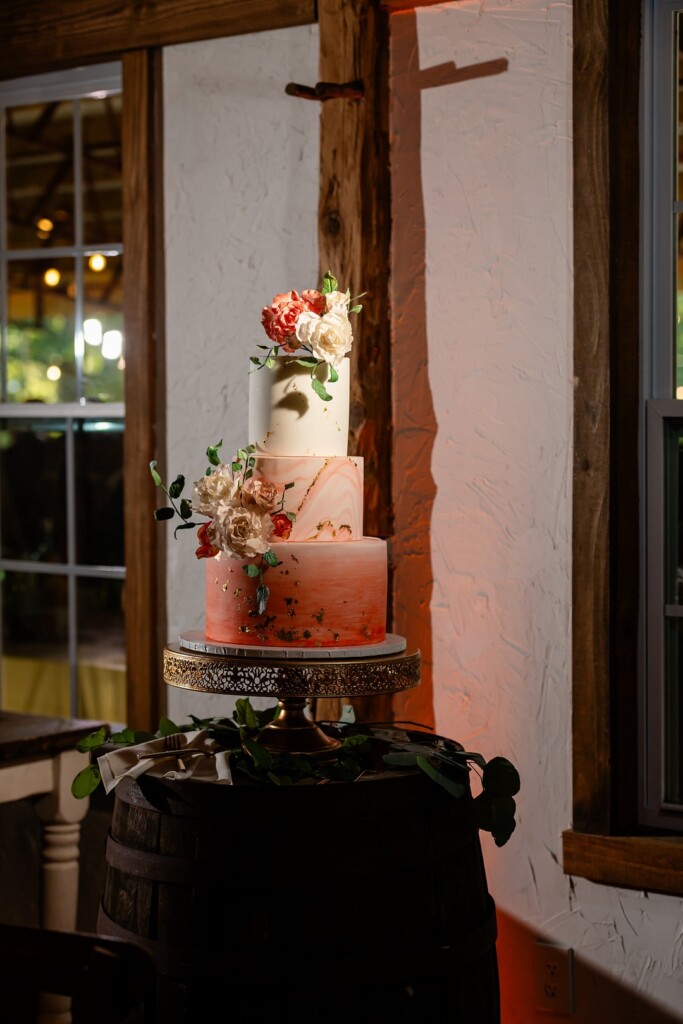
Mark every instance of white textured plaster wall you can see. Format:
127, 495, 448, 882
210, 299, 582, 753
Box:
163, 26, 319, 720
404, 1, 683, 1015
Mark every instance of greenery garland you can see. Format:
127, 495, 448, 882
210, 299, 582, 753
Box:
72, 699, 520, 848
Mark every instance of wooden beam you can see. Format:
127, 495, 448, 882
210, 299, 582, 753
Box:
571, 0, 612, 833
121, 50, 166, 732
316, 0, 393, 724
563, 831, 683, 897
0, 0, 315, 81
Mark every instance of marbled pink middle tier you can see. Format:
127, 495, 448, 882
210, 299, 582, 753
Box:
253, 455, 362, 541
206, 539, 387, 647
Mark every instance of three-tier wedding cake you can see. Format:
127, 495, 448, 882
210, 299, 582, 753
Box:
187, 274, 388, 650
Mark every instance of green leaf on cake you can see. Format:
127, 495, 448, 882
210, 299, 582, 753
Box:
295, 357, 319, 368
179, 499, 193, 520
265, 357, 277, 368
256, 583, 270, 615
311, 378, 332, 402
174, 522, 197, 537
154, 507, 174, 520
349, 305, 362, 314
168, 475, 185, 499
328, 365, 339, 383
243, 564, 260, 578
321, 270, 338, 294
206, 440, 223, 466
285, 482, 295, 490
149, 460, 162, 487
263, 550, 280, 568
250, 356, 262, 365
231, 461, 242, 473
285, 512, 296, 522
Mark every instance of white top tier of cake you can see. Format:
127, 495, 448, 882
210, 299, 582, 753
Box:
248, 356, 350, 457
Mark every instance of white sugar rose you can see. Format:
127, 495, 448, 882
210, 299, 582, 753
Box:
212, 504, 273, 559
241, 477, 283, 513
193, 467, 239, 517
295, 308, 353, 367
324, 289, 350, 314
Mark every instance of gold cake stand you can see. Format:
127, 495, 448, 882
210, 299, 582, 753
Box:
163, 640, 421, 757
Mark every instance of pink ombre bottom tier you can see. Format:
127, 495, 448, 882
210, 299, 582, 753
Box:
205, 539, 387, 647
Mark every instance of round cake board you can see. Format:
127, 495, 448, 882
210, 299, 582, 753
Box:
179, 630, 407, 660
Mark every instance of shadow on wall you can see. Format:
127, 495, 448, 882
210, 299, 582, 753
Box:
389, 7, 508, 729
498, 908, 682, 1024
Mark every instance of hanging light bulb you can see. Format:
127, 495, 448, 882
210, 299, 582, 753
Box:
88, 253, 107, 272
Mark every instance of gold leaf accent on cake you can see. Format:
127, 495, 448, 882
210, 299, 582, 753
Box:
222, 583, 229, 592
296, 458, 330, 514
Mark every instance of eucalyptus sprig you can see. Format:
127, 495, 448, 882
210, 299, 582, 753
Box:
150, 461, 198, 537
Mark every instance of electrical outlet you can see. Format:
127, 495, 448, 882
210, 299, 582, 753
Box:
534, 941, 574, 1015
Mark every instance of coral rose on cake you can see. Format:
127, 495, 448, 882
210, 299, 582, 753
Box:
301, 289, 326, 315
241, 477, 283, 513
261, 290, 308, 349
295, 307, 354, 367
195, 521, 219, 560
270, 512, 293, 539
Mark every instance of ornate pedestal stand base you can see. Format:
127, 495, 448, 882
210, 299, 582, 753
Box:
163, 639, 421, 757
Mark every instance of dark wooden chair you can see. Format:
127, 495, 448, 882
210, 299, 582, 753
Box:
0, 922, 156, 1023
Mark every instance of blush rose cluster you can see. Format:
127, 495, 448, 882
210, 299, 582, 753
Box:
253, 271, 363, 402
150, 440, 296, 616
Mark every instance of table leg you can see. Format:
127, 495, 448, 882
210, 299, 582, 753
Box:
35, 749, 90, 1024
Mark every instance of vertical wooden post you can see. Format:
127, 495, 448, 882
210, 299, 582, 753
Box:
122, 49, 166, 731
318, 0, 392, 540
316, 0, 394, 723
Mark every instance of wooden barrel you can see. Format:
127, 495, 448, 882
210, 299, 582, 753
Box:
98, 770, 499, 1023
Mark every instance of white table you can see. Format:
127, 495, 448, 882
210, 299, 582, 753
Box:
0, 711, 105, 1023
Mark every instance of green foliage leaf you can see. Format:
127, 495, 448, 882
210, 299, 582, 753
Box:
250, 356, 262, 365
296, 357, 319, 368
243, 564, 260, 578
341, 733, 369, 751
71, 764, 102, 799
482, 756, 521, 797
232, 461, 242, 473
242, 736, 273, 769
285, 512, 296, 522
111, 728, 136, 745
237, 449, 248, 461
75, 727, 108, 753
328, 365, 339, 383
285, 482, 295, 490
149, 460, 162, 487
159, 716, 180, 737
179, 498, 193, 520
168, 475, 185, 499
311, 378, 332, 402
206, 440, 223, 466
257, 704, 280, 728
174, 522, 198, 538
265, 357, 276, 368
234, 697, 259, 730
416, 755, 465, 798
154, 507, 174, 521
256, 583, 270, 615
245, 469, 253, 479
349, 304, 362, 314
383, 751, 419, 767
263, 550, 279, 567
133, 730, 157, 743
459, 751, 487, 770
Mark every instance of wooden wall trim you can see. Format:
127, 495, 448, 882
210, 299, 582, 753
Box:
122, 49, 166, 732
563, 831, 683, 898
572, 0, 613, 833
0, 0, 316, 81
315, 0, 393, 724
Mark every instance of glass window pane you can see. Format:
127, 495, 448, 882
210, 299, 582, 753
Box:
74, 419, 124, 566
1, 571, 70, 716
0, 418, 67, 563
77, 576, 125, 723
83, 253, 124, 402
81, 94, 122, 246
665, 618, 683, 805
7, 257, 76, 402
5, 100, 75, 250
